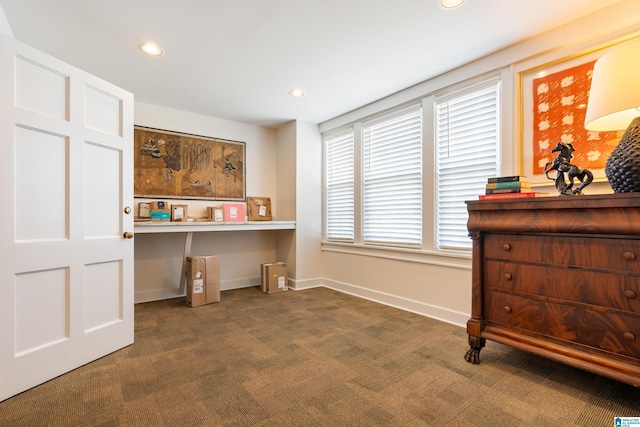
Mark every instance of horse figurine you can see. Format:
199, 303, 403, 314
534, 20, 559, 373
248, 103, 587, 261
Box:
543, 142, 593, 196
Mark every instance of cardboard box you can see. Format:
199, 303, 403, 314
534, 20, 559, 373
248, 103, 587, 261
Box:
186, 256, 206, 307
171, 204, 188, 222
150, 201, 170, 221
261, 262, 288, 294
150, 210, 170, 221
138, 202, 150, 218
186, 255, 220, 307
204, 255, 221, 304
223, 203, 246, 222
260, 262, 269, 293
247, 197, 272, 221
207, 206, 224, 222
268, 263, 288, 294
150, 201, 167, 210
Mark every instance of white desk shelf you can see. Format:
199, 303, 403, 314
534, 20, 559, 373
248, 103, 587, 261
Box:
134, 220, 296, 234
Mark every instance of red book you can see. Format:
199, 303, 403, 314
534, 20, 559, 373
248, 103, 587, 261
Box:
478, 192, 548, 200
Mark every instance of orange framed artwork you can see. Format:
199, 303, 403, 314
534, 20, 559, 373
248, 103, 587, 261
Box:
134, 126, 245, 200
517, 39, 637, 184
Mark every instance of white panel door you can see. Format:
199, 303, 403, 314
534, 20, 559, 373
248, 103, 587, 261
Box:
0, 33, 134, 402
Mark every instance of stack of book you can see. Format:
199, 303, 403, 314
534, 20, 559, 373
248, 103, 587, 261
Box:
479, 176, 547, 200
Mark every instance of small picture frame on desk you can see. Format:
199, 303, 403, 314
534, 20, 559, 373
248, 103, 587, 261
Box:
207, 206, 224, 222
138, 202, 150, 218
171, 204, 188, 222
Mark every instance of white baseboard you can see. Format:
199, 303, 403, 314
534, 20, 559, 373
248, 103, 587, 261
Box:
320, 278, 468, 328
134, 288, 184, 304
135, 276, 469, 328
287, 277, 323, 290
134, 276, 260, 304
220, 276, 260, 291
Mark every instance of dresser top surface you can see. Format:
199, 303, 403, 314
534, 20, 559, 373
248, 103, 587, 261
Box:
467, 193, 640, 212
466, 193, 640, 236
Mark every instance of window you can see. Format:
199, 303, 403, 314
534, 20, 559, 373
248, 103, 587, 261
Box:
325, 130, 355, 241
435, 79, 500, 250
362, 105, 422, 246
322, 74, 502, 255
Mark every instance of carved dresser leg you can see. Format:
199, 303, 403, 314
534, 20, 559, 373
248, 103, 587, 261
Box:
464, 335, 485, 364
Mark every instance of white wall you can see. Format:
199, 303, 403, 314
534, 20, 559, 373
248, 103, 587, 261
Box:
275, 121, 323, 287
318, 0, 640, 327
294, 121, 323, 283
0, 5, 13, 38
274, 121, 297, 279
133, 102, 286, 302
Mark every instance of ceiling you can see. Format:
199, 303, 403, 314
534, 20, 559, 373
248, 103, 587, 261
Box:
0, 0, 623, 128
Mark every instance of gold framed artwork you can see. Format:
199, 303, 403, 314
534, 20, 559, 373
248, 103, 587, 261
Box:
134, 126, 245, 200
516, 38, 639, 184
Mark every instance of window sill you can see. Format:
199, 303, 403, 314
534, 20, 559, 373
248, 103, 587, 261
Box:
321, 241, 472, 270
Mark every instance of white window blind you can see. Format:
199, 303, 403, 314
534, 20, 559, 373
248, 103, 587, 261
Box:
362, 105, 422, 246
325, 130, 355, 241
435, 80, 500, 250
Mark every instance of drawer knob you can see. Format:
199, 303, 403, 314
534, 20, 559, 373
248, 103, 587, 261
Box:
624, 289, 637, 299
504, 305, 512, 313
623, 332, 636, 342
623, 251, 636, 261
502, 243, 511, 251
504, 273, 512, 281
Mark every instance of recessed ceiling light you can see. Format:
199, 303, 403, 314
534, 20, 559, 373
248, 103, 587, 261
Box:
138, 42, 163, 56
440, 0, 464, 8
289, 89, 306, 97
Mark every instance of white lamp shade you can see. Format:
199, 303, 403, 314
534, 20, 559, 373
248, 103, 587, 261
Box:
584, 38, 640, 131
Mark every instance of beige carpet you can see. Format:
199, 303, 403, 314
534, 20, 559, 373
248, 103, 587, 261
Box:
0, 286, 638, 426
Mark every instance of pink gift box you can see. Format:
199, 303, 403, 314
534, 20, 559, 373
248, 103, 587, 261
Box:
223, 203, 246, 222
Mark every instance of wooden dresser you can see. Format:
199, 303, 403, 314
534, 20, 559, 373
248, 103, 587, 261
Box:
465, 193, 640, 387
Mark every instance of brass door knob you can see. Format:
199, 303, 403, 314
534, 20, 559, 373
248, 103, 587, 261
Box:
123, 231, 134, 239
502, 243, 511, 251
623, 289, 637, 299
504, 305, 512, 313
504, 273, 512, 281
623, 251, 636, 261
623, 332, 636, 342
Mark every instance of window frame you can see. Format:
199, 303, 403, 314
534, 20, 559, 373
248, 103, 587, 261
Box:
321, 69, 511, 260
323, 128, 356, 242
434, 77, 502, 251
361, 103, 423, 248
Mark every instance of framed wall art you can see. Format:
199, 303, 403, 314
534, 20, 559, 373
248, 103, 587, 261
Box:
516, 37, 639, 184
134, 126, 245, 200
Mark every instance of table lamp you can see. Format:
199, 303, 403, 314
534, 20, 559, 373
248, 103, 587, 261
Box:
584, 38, 640, 193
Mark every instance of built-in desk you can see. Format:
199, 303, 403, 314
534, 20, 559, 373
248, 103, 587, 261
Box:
134, 221, 296, 296
134, 220, 296, 234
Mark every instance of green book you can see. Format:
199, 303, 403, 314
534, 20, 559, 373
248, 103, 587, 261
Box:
486, 181, 532, 190
487, 176, 528, 184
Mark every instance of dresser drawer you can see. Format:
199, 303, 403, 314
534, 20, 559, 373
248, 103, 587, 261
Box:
485, 261, 640, 313
484, 234, 640, 273
486, 290, 640, 359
